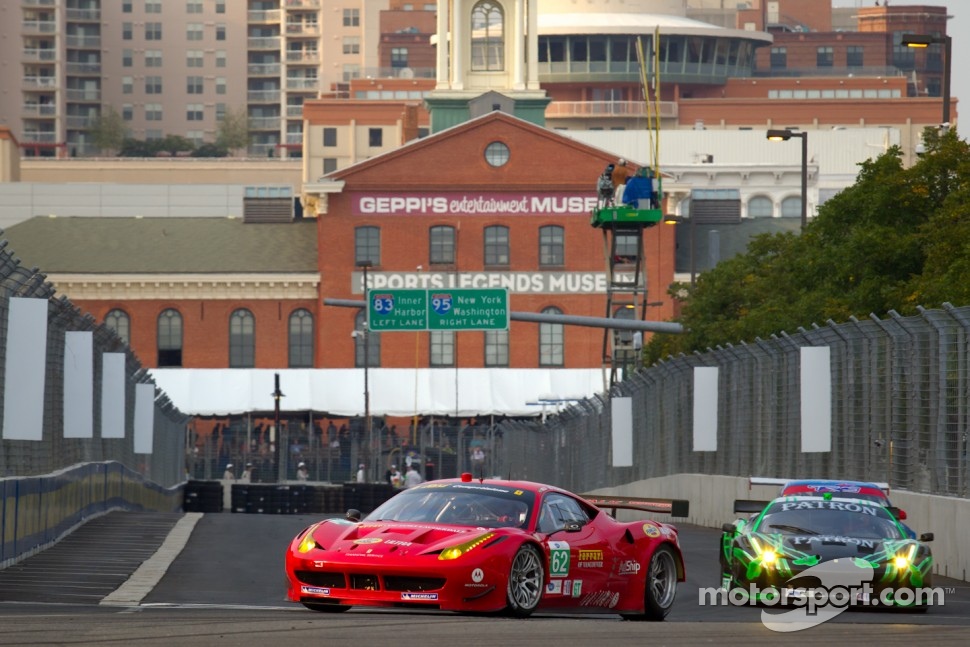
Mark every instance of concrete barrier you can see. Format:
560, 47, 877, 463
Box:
589, 473, 969, 583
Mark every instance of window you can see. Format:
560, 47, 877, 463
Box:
186, 0, 202, 13
485, 330, 509, 366
391, 47, 409, 68
355, 226, 380, 265
216, 24, 226, 41
471, 1, 504, 71
215, 102, 226, 120
145, 76, 162, 94
216, 50, 227, 67
429, 225, 455, 264
323, 158, 337, 173
484, 141, 509, 167
846, 46, 863, 67
145, 22, 162, 40
484, 225, 509, 265
342, 64, 360, 82
323, 127, 337, 146
781, 196, 802, 218
537, 493, 589, 534
187, 130, 204, 146
369, 128, 383, 147
187, 23, 203, 41
816, 46, 833, 67
186, 104, 203, 120
122, 76, 133, 94
146, 103, 162, 120
122, 103, 133, 120
614, 231, 639, 260
343, 37, 360, 55
770, 46, 786, 69
105, 309, 130, 345
430, 330, 455, 366
145, 50, 162, 67
157, 309, 183, 367
748, 195, 773, 218
122, 1, 132, 12
122, 49, 133, 67
354, 310, 380, 367
343, 8, 360, 27
187, 76, 203, 94
216, 77, 226, 94
229, 309, 255, 368
539, 306, 564, 367
288, 309, 314, 368
145, 0, 161, 13
187, 50, 203, 67
216, 0, 225, 13
122, 22, 132, 40
539, 225, 564, 266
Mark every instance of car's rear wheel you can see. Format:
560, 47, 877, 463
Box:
302, 602, 351, 613
505, 544, 544, 618
624, 545, 678, 621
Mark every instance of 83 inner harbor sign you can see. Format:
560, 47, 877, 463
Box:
368, 288, 509, 332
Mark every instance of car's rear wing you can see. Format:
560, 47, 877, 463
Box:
748, 476, 890, 493
582, 495, 690, 518
734, 499, 769, 514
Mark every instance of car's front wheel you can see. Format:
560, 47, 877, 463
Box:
505, 544, 544, 618
302, 602, 351, 613
623, 544, 678, 621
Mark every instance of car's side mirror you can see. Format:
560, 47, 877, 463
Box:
722, 522, 737, 534
919, 532, 934, 542
346, 508, 362, 522
563, 520, 583, 533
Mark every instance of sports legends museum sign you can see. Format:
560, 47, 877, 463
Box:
352, 271, 634, 295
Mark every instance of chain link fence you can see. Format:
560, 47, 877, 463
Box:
494, 305, 970, 500
0, 246, 187, 488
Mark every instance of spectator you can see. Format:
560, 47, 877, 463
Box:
471, 446, 486, 473
240, 462, 253, 483
222, 463, 235, 480
405, 464, 424, 488
611, 158, 631, 203
356, 463, 366, 483
296, 461, 309, 481
389, 465, 403, 488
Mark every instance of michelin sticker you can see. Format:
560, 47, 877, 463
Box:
546, 580, 563, 595
301, 586, 330, 596
401, 592, 438, 601
549, 541, 570, 577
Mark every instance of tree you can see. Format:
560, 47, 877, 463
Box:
216, 106, 251, 155
644, 128, 970, 365
88, 106, 128, 155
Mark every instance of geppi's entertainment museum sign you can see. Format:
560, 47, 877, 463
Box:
352, 192, 600, 216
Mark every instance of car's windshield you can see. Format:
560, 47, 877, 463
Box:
756, 500, 903, 539
365, 483, 535, 529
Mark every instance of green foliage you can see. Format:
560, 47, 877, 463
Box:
644, 128, 970, 364
117, 136, 228, 158
216, 106, 251, 154
88, 106, 128, 154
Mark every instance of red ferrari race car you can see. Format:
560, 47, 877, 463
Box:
285, 474, 689, 619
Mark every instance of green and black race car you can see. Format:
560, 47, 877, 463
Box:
720, 493, 935, 609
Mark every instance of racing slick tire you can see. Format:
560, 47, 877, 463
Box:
623, 544, 679, 621
302, 602, 351, 613
505, 544, 544, 618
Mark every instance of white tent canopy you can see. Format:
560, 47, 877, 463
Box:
149, 368, 606, 417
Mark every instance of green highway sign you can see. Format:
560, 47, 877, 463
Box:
428, 288, 509, 331
367, 289, 428, 331
365, 288, 509, 332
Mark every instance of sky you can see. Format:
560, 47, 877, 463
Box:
833, 0, 966, 140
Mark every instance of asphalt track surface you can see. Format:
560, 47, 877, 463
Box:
0, 511, 968, 646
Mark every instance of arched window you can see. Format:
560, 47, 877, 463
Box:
354, 309, 380, 367
748, 195, 774, 218
105, 308, 130, 345
539, 306, 564, 367
429, 225, 455, 264
288, 308, 314, 368
484, 225, 509, 266
781, 196, 802, 218
157, 308, 183, 367
539, 225, 564, 267
229, 308, 255, 368
471, 1, 504, 71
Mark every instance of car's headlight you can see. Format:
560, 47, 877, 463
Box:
761, 549, 779, 565
438, 532, 495, 561
297, 524, 322, 553
893, 545, 917, 570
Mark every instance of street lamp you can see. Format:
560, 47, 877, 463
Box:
356, 260, 373, 481
766, 129, 808, 229
901, 33, 952, 128
664, 214, 696, 287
